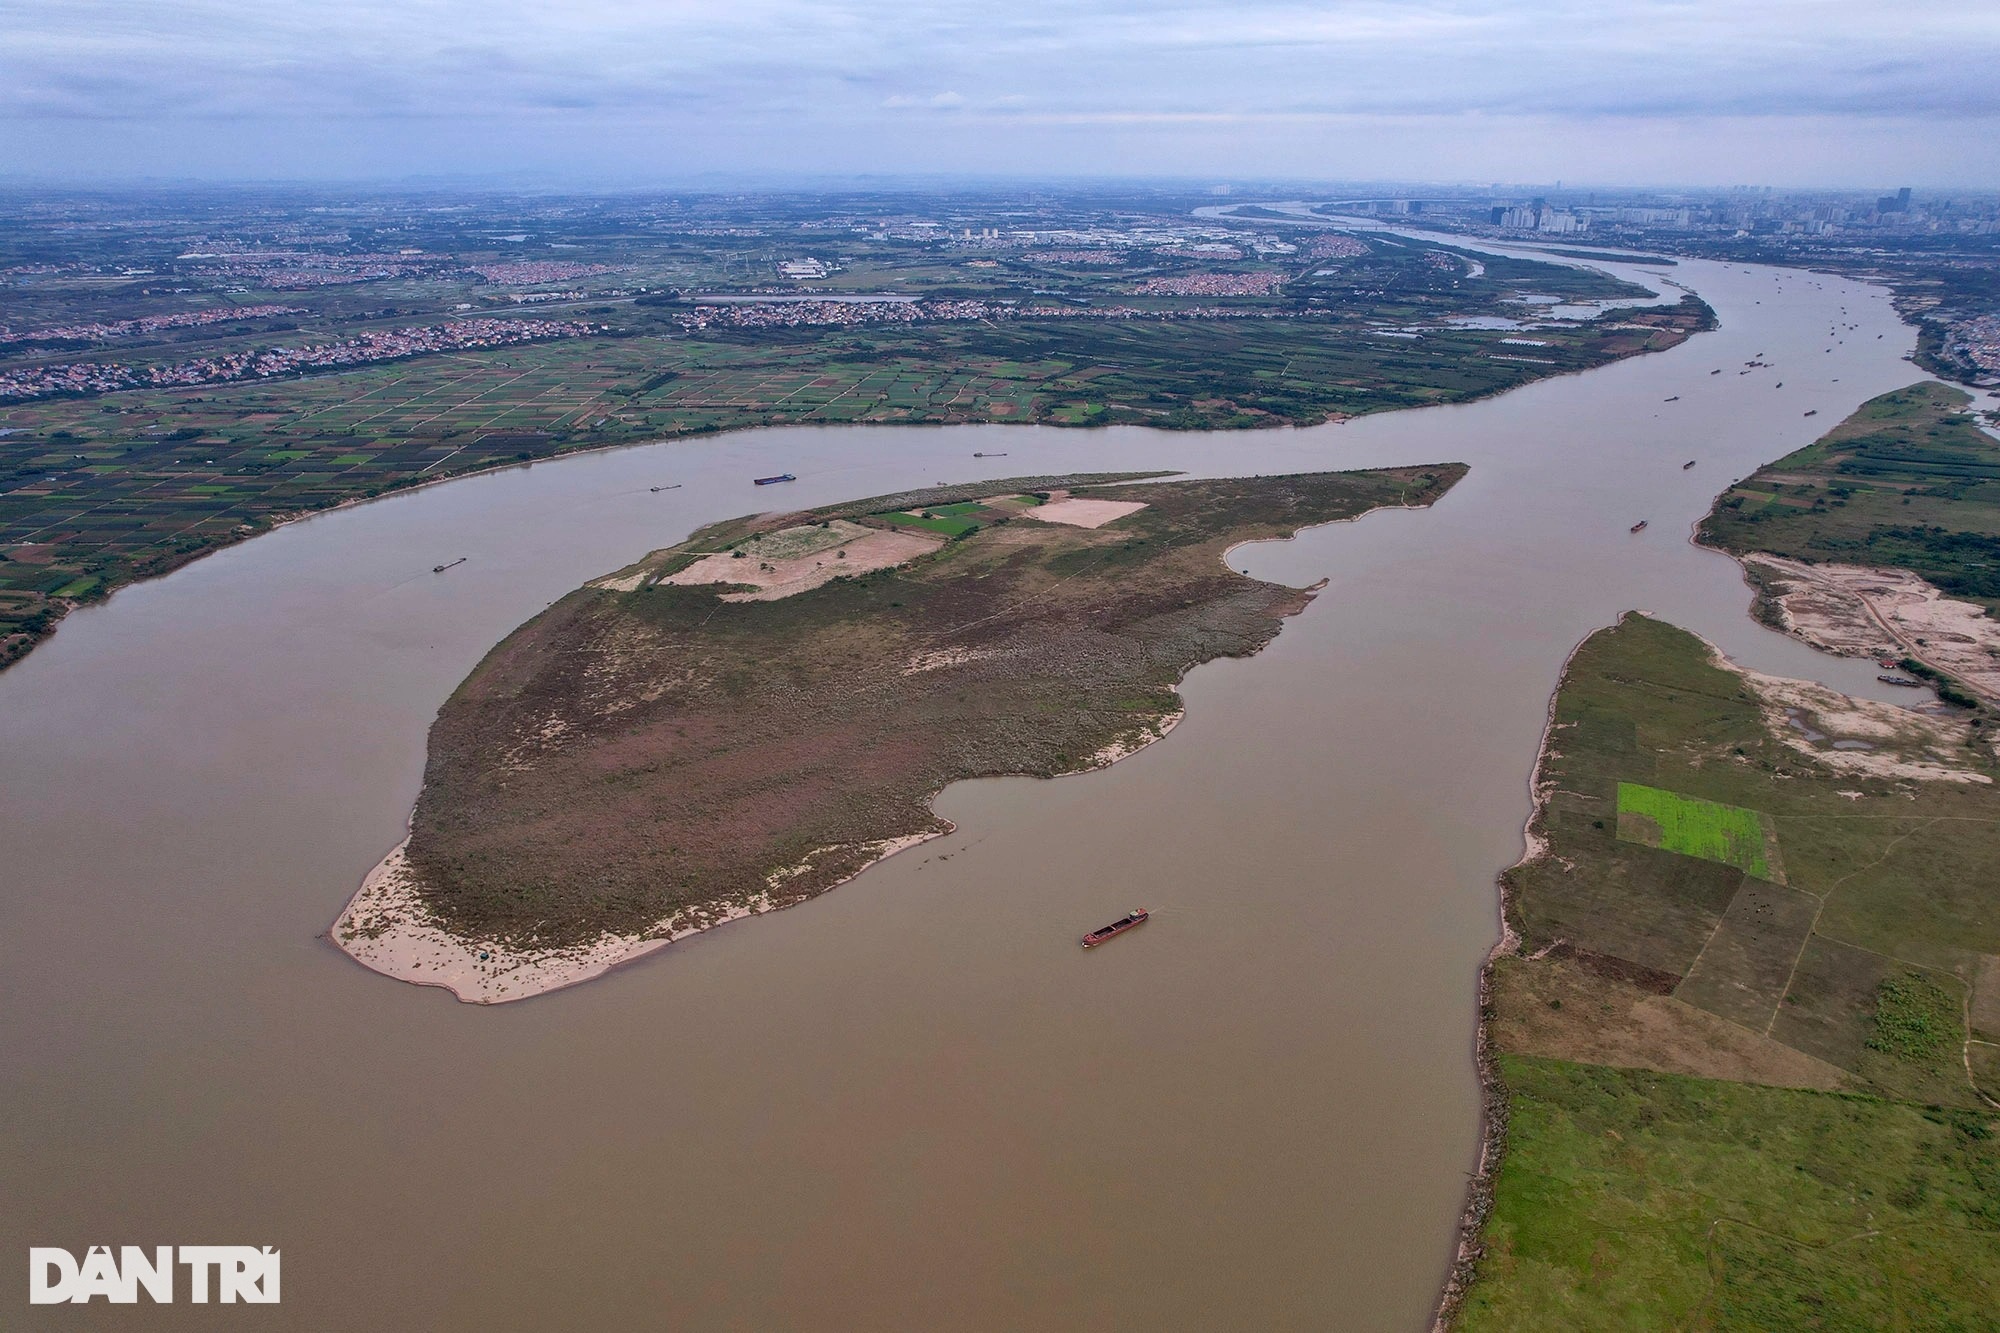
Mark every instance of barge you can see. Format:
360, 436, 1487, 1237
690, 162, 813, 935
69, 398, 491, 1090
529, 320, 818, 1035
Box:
753, 473, 797, 486
1081, 908, 1149, 948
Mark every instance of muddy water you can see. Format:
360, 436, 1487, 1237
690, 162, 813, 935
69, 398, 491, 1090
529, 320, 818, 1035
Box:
1, 250, 1922, 1329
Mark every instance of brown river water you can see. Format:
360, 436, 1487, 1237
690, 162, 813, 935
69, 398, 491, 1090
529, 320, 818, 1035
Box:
2, 245, 1924, 1329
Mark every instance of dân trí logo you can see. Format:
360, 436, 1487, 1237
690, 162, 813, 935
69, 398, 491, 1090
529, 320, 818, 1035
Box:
29, 1246, 279, 1304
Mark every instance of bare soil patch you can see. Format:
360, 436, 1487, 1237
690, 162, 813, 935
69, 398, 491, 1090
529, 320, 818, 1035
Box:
1745, 554, 2000, 706
1019, 494, 1150, 529
1490, 954, 1850, 1090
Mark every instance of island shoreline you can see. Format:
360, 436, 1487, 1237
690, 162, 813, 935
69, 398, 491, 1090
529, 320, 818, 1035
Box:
325, 477, 1433, 1004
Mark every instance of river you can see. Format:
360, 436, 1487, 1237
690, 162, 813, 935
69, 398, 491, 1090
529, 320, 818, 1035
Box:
1, 243, 1923, 1329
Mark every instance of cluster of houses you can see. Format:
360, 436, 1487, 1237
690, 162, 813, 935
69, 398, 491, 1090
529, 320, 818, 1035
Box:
0, 318, 596, 403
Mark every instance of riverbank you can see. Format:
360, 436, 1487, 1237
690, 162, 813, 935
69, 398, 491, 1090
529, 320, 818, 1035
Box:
0, 279, 1709, 675
334, 467, 1464, 1003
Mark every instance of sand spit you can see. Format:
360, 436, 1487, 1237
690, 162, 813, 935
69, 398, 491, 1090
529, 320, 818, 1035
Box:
1743, 554, 2000, 705
331, 830, 945, 1005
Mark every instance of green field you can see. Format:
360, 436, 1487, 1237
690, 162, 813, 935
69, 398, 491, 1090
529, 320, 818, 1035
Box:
1461, 1057, 2000, 1332
1615, 782, 1775, 878
876, 510, 981, 536
1462, 613, 2000, 1327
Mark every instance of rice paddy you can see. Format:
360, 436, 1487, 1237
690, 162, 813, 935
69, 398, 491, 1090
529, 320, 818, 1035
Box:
1615, 781, 1776, 878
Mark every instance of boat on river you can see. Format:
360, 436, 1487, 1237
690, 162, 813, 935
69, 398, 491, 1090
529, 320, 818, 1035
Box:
1081, 908, 1149, 948
1878, 675, 1923, 687
1682, 460, 1697, 470
650, 484, 682, 492
753, 474, 796, 486
973, 452, 1008, 458
1804, 410, 1818, 417
433, 557, 467, 573
1630, 520, 1648, 533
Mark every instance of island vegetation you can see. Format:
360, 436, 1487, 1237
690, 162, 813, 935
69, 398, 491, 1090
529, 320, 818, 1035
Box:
1702, 381, 2000, 614
333, 464, 1466, 1001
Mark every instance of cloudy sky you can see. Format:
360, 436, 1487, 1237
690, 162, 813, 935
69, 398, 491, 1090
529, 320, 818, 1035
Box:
4, 0, 1996, 186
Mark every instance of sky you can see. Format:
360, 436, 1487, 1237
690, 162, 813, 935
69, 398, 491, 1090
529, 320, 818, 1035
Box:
3, 0, 1997, 188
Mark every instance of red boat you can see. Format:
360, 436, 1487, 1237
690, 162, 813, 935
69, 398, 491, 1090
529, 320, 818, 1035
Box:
1081, 908, 1149, 948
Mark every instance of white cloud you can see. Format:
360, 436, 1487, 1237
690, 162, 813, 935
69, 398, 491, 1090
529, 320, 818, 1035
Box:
0, 1, 1994, 181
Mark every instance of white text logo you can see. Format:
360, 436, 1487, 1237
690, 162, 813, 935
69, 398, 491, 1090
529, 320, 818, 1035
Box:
29, 1246, 280, 1304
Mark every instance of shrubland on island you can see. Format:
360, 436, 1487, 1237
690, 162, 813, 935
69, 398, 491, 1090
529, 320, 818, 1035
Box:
334, 466, 1466, 1002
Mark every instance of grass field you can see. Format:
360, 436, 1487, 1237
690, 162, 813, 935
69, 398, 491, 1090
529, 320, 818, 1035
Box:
1615, 782, 1775, 879
877, 512, 980, 536
1460, 612, 2000, 1327
1460, 1057, 2000, 1332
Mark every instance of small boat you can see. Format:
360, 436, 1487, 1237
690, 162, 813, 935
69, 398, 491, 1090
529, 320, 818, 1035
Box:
753, 473, 796, 486
1664, 396, 1679, 402
1803, 410, 1817, 417
433, 557, 467, 574
1878, 675, 1923, 688
1081, 908, 1149, 949
649, 484, 682, 493
1630, 520, 1648, 533
1710, 369, 1722, 374
1682, 460, 1697, 470
973, 452, 1008, 458
1775, 382, 1783, 388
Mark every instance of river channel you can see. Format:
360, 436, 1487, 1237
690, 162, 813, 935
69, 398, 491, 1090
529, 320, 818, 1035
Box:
1, 243, 1925, 1329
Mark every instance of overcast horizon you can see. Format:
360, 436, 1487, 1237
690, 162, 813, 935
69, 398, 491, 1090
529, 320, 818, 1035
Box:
4, 0, 1997, 188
